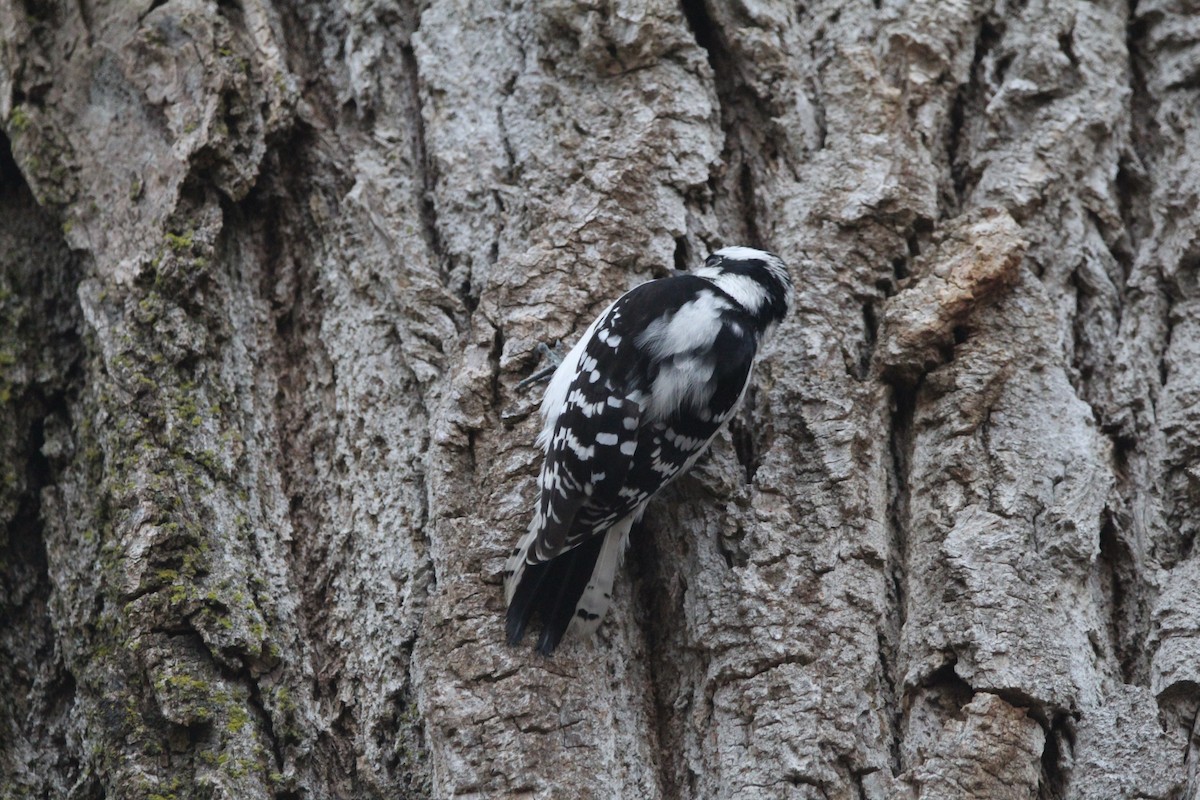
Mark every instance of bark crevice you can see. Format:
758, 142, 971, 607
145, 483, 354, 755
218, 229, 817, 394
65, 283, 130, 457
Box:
884, 381, 916, 775
0, 128, 87, 797
947, 14, 1004, 211
399, 32, 448, 291
679, 0, 775, 246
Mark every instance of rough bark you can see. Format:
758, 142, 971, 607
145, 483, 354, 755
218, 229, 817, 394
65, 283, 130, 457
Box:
1, 1, 1197, 798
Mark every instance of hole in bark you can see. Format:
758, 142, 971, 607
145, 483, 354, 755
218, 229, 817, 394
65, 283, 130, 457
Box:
920, 660, 974, 716
946, 83, 968, 211
1175, 253, 1200, 301
989, 685, 1057, 728
1039, 713, 1074, 799
1111, 160, 1142, 276
214, 0, 242, 17
3, 409, 52, 604
680, 0, 718, 67
858, 301, 878, 379
1157, 681, 1200, 739
673, 236, 690, 272
1097, 510, 1144, 682
1057, 28, 1079, 69
906, 224, 927, 258
738, 162, 762, 248
459, 279, 477, 312
995, 52, 1014, 85
729, 396, 760, 485
784, 770, 820, 787
937, 337, 956, 366
0, 130, 20, 185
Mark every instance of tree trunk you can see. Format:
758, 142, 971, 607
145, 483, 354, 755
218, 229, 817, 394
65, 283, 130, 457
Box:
2, 0, 1197, 797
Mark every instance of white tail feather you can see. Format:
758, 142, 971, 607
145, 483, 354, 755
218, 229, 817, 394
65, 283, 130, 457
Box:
503, 519, 539, 605
565, 514, 635, 639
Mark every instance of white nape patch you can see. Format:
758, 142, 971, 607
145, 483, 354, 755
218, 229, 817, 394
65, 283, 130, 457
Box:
538, 299, 619, 449
635, 291, 727, 362
714, 246, 791, 289
565, 514, 636, 639
693, 269, 769, 314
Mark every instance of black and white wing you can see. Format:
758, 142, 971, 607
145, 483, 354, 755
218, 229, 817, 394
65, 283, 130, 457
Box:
504, 276, 758, 654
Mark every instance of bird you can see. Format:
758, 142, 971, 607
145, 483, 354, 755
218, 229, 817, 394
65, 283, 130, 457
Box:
503, 246, 793, 654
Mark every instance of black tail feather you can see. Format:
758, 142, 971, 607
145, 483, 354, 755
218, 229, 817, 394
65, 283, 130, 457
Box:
505, 535, 606, 655
506, 560, 549, 645
535, 544, 588, 656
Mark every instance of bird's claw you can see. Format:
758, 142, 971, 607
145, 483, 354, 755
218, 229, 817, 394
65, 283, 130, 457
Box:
516, 341, 564, 390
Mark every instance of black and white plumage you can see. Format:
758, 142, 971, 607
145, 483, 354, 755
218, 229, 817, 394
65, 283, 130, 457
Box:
504, 246, 793, 654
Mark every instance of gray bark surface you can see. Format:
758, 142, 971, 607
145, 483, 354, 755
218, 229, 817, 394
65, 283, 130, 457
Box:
0, 1, 1197, 798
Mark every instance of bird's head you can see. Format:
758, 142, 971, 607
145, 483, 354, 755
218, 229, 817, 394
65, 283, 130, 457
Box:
693, 246, 793, 337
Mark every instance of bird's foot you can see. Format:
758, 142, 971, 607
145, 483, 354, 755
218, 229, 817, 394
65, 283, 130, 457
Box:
516, 341, 564, 390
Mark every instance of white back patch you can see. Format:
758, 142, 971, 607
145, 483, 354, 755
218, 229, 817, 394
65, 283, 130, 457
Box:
635, 291, 727, 361
646, 355, 716, 422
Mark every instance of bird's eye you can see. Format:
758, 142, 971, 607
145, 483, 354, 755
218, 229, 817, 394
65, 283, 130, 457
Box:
704, 254, 721, 267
